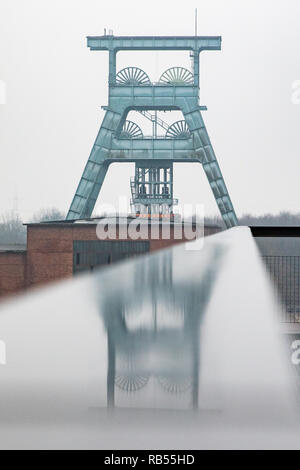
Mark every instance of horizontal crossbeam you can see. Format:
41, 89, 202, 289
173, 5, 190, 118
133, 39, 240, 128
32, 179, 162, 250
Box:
87, 35, 221, 52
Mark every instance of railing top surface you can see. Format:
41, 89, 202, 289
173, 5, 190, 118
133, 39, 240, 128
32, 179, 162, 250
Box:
0, 226, 298, 448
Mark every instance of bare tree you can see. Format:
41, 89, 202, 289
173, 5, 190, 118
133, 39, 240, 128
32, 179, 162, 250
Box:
0, 212, 26, 244
30, 208, 66, 223
0, 208, 66, 245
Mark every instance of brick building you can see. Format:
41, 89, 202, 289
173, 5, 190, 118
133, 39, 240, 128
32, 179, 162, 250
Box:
0, 217, 220, 299
0, 245, 27, 298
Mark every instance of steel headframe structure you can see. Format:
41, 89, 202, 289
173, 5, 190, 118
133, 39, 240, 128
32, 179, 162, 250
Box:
66, 34, 238, 228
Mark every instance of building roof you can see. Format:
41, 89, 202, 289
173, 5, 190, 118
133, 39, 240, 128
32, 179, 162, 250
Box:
24, 215, 221, 229
0, 244, 26, 253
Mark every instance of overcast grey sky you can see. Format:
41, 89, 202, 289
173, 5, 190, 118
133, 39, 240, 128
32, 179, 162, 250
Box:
1, 0, 300, 220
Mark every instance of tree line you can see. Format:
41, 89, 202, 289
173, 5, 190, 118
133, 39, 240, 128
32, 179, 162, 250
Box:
1, 209, 300, 255
0, 208, 65, 244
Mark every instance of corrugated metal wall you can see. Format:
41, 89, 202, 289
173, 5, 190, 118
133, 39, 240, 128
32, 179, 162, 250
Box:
263, 256, 300, 322
73, 240, 150, 273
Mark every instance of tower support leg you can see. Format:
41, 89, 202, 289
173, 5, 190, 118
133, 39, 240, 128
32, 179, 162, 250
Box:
67, 109, 121, 219
184, 108, 238, 228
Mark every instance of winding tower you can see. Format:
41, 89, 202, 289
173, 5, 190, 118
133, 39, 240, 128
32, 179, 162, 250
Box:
67, 34, 238, 228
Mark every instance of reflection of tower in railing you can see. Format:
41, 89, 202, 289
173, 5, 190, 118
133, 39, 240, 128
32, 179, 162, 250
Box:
98, 242, 223, 409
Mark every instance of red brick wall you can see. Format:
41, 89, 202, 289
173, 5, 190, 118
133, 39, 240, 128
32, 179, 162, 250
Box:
7, 222, 220, 292
0, 252, 26, 297
25, 223, 190, 288
26, 225, 73, 287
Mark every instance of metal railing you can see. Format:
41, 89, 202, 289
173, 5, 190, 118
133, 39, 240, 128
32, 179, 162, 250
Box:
263, 256, 300, 323
0, 227, 297, 448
